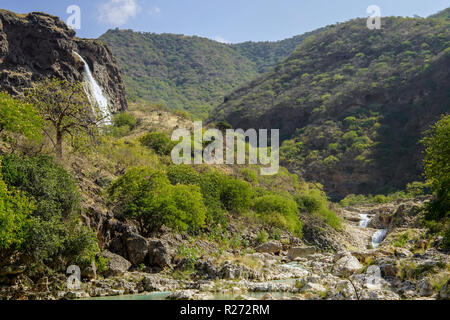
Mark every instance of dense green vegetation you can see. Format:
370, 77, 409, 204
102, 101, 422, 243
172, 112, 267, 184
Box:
211, 14, 450, 198
0, 154, 97, 269
99, 29, 312, 119
421, 115, 450, 247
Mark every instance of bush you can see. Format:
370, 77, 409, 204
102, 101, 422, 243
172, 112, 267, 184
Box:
108, 167, 206, 234
140, 131, 176, 156
220, 177, 253, 213
1, 154, 79, 219
0, 162, 34, 250
167, 164, 201, 186
0, 155, 97, 268
0, 92, 42, 141
255, 230, 269, 245
253, 194, 303, 237
110, 113, 138, 137
295, 188, 342, 230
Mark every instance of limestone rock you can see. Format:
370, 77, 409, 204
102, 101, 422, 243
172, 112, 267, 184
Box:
102, 250, 131, 277
256, 241, 282, 254
287, 246, 316, 260
124, 232, 148, 266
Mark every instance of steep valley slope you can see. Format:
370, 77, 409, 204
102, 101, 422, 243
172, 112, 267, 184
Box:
210, 10, 450, 199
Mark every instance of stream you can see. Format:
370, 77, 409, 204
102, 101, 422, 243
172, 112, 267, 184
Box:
358, 213, 387, 248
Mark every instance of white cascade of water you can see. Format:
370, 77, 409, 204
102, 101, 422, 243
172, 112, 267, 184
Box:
359, 214, 371, 228
73, 52, 112, 125
372, 229, 388, 248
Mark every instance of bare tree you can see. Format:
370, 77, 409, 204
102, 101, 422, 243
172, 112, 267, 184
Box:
25, 77, 100, 160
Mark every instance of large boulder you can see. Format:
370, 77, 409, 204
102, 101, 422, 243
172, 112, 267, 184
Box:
124, 232, 148, 266
256, 241, 282, 254
147, 239, 172, 270
439, 279, 449, 300
102, 250, 131, 277
333, 252, 363, 276
287, 246, 316, 260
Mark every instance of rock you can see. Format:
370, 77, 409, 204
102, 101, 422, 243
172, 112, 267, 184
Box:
64, 291, 90, 299
124, 232, 148, 266
287, 246, 316, 260
303, 282, 327, 294
336, 280, 354, 298
147, 239, 172, 270
82, 262, 97, 280
167, 290, 196, 300
261, 293, 274, 300
333, 253, 363, 276
102, 250, 131, 277
439, 279, 449, 300
195, 259, 219, 280
256, 241, 282, 254
379, 262, 397, 278
0, 10, 127, 111
417, 279, 433, 297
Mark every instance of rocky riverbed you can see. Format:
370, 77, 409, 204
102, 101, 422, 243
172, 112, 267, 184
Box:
1, 198, 448, 300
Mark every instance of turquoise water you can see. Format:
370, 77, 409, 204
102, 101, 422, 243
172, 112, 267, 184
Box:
83, 291, 295, 300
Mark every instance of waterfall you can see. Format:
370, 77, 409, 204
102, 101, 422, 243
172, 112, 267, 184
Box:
73, 52, 112, 125
372, 229, 387, 248
359, 214, 371, 228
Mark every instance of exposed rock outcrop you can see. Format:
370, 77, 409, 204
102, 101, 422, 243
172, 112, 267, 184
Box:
0, 10, 127, 112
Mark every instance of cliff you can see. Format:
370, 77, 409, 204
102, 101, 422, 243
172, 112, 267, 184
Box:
0, 10, 127, 112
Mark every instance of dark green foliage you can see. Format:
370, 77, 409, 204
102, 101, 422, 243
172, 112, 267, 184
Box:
140, 131, 176, 156
1, 154, 79, 219
99, 30, 311, 118
211, 14, 450, 197
0, 161, 34, 250
0, 155, 97, 267
420, 115, 450, 244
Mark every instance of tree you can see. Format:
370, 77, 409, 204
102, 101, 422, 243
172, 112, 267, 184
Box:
421, 115, 450, 221
25, 78, 99, 160
0, 92, 42, 141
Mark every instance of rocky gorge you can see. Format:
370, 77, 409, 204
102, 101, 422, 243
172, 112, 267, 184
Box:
1, 197, 448, 300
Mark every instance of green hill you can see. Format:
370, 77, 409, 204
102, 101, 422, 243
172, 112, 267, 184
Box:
210, 13, 450, 199
99, 29, 314, 119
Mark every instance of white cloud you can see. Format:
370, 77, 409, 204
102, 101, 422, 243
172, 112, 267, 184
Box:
148, 6, 161, 15
98, 0, 141, 26
213, 36, 230, 44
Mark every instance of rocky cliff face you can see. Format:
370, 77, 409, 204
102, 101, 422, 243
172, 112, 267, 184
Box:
0, 10, 127, 112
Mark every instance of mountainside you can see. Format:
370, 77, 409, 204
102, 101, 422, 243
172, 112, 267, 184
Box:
210, 13, 450, 199
99, 29, 315, 118
0, 10, 128, 112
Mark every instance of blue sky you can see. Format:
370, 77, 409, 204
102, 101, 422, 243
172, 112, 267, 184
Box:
2, 0, 449, 42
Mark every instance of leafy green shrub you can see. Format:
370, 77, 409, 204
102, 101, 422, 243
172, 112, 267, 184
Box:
167, 164, 201, 186
108, 167, 206, 234
253, 194, 303, 237
1, 154, 79, 219
220, 177, 253, 213
0, 92, 42, 141
140, 131, 176, 156
255, 230, 269, 245
0, 155, 97, 268
110, 112, 138, 137
295, 188, 341, 230
422, 115, 450, 223
0, 162, 34, 250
